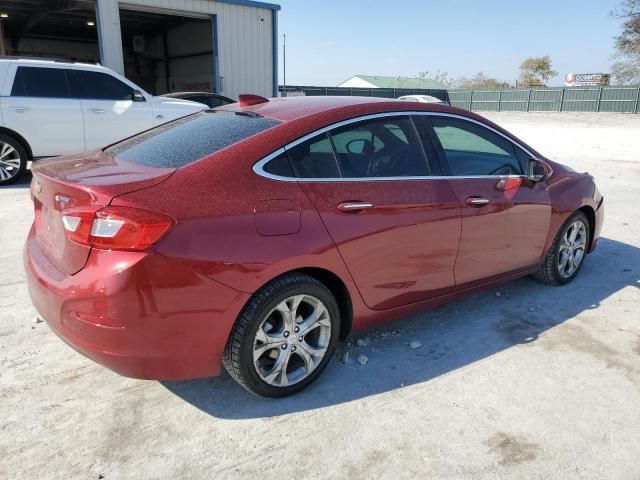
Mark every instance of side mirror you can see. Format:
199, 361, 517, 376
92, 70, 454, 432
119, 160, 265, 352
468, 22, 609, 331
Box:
346, 139, 366, 154
527, 158, 547, 182
346, 138, 374, 155
132, 90, 146, 102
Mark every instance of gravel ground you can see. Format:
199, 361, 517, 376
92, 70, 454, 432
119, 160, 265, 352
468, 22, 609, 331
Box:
1, 112, 639, 480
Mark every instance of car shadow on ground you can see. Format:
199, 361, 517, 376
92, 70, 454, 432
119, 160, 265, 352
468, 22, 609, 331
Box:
3, 170, 32, 189
162, 237, 639, 419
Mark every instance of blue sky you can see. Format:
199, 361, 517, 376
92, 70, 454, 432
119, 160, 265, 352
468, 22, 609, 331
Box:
276, 0, 623, 86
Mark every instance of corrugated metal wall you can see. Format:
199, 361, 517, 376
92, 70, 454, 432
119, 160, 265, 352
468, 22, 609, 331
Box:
97, 0, 275, 99
449, 87, 640, 113
211, 0, 274, 98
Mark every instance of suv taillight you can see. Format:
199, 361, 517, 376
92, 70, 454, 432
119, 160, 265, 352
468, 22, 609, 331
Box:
61, 206, 174, 251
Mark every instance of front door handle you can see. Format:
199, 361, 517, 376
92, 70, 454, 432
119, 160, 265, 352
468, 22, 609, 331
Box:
465, 196, 490, 207
8, 106, 29, 113
337, 201, 374, 213
91, 108, 106, 114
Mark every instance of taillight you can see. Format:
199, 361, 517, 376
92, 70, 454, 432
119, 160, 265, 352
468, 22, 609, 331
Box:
62, 209, 97, 244
61, 206, 174, 251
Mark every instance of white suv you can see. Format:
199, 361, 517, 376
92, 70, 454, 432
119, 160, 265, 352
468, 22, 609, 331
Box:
0, 58, 208, 185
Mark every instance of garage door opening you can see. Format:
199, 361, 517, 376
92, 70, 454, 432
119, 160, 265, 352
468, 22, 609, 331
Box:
119, 8, 216, 95
0, 0, 99, 62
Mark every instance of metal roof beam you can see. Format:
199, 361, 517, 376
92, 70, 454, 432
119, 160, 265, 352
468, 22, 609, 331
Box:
16, 0, 91, 41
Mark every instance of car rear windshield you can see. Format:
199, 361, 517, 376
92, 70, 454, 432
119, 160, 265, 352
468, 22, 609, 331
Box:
105, 111, 280, 168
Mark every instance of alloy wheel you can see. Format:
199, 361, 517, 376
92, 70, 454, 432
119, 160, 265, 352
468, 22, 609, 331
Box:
253, 294, 332, 387
558, 220, 587, 278
0, 141, 22, 182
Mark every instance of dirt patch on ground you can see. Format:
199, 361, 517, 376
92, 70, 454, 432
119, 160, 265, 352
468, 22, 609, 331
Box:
539, 323, 639, 382
485, 432, 542, 465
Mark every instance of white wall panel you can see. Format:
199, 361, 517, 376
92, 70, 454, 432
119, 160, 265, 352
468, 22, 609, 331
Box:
97, 0, 275, 98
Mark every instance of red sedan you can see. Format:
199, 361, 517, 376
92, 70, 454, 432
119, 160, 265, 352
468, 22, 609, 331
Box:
24, 95, 604, 397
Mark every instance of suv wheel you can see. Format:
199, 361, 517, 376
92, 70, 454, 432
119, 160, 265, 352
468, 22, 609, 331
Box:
0, 134, 28, 186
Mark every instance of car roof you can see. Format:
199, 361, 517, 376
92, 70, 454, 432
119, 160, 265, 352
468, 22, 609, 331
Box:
217, 95, 458, 123
215, 95, 544, 161
0, 57, 108, 70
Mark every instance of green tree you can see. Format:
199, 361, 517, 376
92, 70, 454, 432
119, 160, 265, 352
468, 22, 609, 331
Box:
518, 56, 557, 87
611, 0, 640, 84
457, 72, 509, 90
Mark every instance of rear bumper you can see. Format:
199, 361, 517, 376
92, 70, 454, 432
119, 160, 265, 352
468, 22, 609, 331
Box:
24, 225, 250, 380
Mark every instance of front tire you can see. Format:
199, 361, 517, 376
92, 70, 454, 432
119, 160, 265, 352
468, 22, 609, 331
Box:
0, 134, 28, 186
533, 211, 590, 286
223, 273, 340, 397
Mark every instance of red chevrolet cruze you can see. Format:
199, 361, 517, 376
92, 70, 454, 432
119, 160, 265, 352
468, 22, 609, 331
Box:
24, 95, 603, 397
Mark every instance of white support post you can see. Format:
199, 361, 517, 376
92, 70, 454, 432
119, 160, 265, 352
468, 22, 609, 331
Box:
95, 0, 125, 75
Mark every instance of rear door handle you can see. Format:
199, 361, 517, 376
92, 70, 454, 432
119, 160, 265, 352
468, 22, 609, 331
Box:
8, 106, 29, 113
337, 201, 374, 213
465, 196, 490, 207
91, 108, 106, 114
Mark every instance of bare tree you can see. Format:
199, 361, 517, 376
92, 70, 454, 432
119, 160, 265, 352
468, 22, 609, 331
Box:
456, 72, 509, 90
518, 56, 558, 87
417, 70, 453, 88
611, 0, 640, 84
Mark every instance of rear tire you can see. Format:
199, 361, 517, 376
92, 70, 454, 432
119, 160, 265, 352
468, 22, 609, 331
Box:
533, 211, 590, 286
223, 273, 340, 397
0, 134, 28, 186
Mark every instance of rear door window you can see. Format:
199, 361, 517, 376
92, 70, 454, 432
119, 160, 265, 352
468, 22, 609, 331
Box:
329, 116, 429, 178
106, 111, 280, 168
285, 116, 430, 179
11, 66, 70, 98
68, 70, 134, 100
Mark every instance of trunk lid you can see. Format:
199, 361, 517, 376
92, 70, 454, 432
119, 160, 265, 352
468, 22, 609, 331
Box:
31, 150, 175, 275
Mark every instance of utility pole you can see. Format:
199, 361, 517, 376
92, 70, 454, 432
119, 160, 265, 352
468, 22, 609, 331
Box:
282, 33, 286, 97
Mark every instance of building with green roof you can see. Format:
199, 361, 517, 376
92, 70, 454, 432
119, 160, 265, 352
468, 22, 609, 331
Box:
338, 75, 448, 89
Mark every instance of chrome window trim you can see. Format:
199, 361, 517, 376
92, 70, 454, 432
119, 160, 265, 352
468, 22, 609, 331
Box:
252, 111, 535, 182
